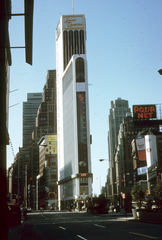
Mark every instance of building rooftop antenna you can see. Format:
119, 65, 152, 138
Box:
72, 0, 74, 14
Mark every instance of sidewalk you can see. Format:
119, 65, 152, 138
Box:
108, 212, 162, 225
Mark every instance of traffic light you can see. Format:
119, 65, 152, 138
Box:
121, 179, 124, 187
19, 196, 22, 204
30, 177, 33, 184
157, 172, 161, 185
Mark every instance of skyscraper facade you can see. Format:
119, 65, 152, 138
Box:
108, 98, 131, 199
33, 70, 57, 139
19, 93, 42, 203
23, 93, 42, 148
30, 70, 57, 209
56, 15, 93, 209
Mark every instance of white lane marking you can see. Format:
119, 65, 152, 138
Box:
59, 226, 66, 230
94, 224, 106, 228
130, 232, 158, 239
77, 235, 88, 240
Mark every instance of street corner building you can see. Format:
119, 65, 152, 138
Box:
56, 15, 93, 210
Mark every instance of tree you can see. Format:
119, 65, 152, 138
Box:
97, 194, 107, 208
153, 185, 162, 208
131, 182, 144, 208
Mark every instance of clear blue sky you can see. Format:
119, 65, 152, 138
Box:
7, 0, 162, 196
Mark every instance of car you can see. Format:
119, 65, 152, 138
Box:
49, 206, 54, 211
27, 207, 32, 212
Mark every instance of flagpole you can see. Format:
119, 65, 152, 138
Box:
72, 0, 74, 14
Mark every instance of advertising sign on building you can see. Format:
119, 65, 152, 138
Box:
145, 133, 158, 168
156, 136, 162, 172
135, 134, 147, 175
48, 192, 55, 200
133, 105, 156, 120
136, 137, 146, 161
137, 166, 147, 175
63, 15, 85, 29
45, 135, 57, 154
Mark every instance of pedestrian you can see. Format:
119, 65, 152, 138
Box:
23, 207, 27, 220
111, 205, 114, 213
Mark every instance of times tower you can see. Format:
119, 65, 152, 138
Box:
56, 15, 93, 209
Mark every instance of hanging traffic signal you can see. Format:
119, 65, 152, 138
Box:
121, 179, 124, 187
30, 177, 33, 184
157, 173, 161, 185
19, 196, 22, 204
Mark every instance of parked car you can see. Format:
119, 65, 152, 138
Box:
49, 206, 54, 211
27, 207, 32, 212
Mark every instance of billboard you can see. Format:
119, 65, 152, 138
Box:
45, 135, 57, 154
136, 137, 146, 161
133, 105, 156, 120
137, 166, 147, 175
135, 135, 147, 175
145, 133, 158, 168
156, 136, 162, 172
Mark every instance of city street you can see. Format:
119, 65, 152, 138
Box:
8, 211, 162, 240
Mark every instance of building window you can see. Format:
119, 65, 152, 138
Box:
76, 58, 85, 82
80, 30, 85, 54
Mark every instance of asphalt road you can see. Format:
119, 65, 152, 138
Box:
21, 212, 162, 240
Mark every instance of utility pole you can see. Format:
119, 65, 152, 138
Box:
25, 164, 28, 207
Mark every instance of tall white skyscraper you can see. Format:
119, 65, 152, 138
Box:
56, 15, 93, 209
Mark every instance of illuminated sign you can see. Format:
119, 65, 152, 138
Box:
133, 105, 156, 119
81, 173, 86, 177
63, 15, 84, 29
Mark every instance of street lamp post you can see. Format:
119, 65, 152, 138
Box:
99, 159, 108, 162
96, 177, 101, 195
158, 69, 162, 75
99, 159, 109, 197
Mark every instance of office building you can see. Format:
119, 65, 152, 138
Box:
32, 70, 57, 139
23, 93, 42, 148
56, 15, 93, 209
31, 70, 57, 183
108, 98, 131, 199
37, 135, 58, 210
18, 93, 42, 205
114, 114, 145, 196
30, 70, 57, 209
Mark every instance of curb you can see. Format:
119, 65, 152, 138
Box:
128, 219, 162, 225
